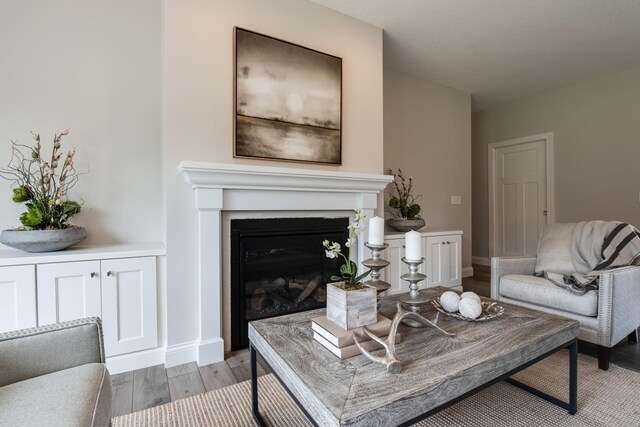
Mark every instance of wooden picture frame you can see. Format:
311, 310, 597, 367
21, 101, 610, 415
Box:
234, 27, 342, 165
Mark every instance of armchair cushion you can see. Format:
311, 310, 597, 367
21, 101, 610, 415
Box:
534, 222, 576, 275
0, 363, 111, 427
500, 274, 598, 317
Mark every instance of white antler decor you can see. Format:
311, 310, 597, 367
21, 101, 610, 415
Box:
353, 302, 455, 373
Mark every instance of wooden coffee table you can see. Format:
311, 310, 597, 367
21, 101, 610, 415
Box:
248, 287, 579, 426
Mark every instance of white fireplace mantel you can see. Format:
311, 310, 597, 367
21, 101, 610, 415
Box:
179, 161, 392, 365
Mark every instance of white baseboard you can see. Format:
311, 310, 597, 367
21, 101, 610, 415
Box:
198, 338, 225, 366
165, 340, 199, 368
462, 266, 474, 278
472, 256, 491, 266
106, 347, 166, 374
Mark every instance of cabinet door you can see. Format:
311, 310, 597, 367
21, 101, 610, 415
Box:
425, 235, 462, 288
37, 261, 101, 325
425, 236, 446, 287
445, 235, 462, 286
0, 265, 37, 333
101, 257, 157, 357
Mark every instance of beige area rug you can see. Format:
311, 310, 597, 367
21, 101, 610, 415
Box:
112, 352, 640, 426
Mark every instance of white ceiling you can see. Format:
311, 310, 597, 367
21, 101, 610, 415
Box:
309, 0, 640, 111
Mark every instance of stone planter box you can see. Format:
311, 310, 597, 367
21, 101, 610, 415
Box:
387, 218, 426, 232
326, 282, 377, 330
0, 227, 87, 253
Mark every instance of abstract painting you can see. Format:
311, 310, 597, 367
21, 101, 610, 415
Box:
234, 28, 342, 165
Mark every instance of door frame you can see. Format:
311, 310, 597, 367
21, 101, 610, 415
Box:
488, 132, 555, 258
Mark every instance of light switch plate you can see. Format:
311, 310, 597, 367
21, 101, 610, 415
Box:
451, 195, 462, 205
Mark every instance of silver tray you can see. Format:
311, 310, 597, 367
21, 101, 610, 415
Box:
432, 298, 504, 322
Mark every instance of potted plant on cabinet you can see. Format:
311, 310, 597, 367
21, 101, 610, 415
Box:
323, 208, 377, 330
0, 130, 86, 252
386, 168, 425, 232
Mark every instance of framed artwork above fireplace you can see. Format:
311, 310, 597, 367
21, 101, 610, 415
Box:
233, 27, 342, 165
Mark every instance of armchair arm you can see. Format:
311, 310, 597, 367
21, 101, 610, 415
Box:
490, 256, 538, 299
596, 266, 640, 347
0, 317, 105, 387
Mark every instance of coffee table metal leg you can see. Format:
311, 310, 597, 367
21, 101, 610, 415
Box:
250, 343, 267, 427
505, 339, 578, 415
568, 339, 577, 415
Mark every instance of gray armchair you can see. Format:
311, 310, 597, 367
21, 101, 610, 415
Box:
491, 256, 640, 370
0, 317, 112, 426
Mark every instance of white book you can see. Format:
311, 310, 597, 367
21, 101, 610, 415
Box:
313, 331, 401, 359
311, 314, 392, 348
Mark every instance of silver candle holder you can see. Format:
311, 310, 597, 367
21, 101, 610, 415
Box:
362, 242, 391, 305
399, 257, 429, 327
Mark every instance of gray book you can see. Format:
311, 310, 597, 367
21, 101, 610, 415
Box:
311, 314, 391, 348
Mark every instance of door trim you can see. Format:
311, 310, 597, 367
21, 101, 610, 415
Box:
488, 132, 555, 258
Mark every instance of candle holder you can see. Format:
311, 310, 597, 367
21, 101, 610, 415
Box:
399, 257, 429, 327
362, 242, 391, 305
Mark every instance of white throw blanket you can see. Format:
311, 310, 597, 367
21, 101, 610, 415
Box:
537, 221, 640, 295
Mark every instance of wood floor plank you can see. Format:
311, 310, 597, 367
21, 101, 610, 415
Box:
199, 360, 238, 391
168, 371, 206, 400
226, 349, 266, 382
110, 371, 133, 417
132, 364, 171, 412
166, 362, 198, 379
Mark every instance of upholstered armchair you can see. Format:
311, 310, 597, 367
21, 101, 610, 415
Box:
0, 317, 112, 426
491, 256, 640, 370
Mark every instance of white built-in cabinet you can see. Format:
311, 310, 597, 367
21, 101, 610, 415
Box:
374, 230, 463, 295
0, 244, 163, 359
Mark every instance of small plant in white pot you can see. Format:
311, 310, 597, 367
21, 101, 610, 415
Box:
0, 130, 86, 252
323, 209, 377, 330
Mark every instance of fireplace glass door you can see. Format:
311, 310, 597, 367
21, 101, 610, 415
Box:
231, 217, 348, 350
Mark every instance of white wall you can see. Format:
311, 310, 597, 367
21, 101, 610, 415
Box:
384, 70, 472, 269
164, 0, 384, 348
472, 67, 640, 260
0, 1, 162, 244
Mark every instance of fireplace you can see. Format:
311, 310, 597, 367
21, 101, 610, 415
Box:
178, 161, 391, 365
230, 217, 348, 350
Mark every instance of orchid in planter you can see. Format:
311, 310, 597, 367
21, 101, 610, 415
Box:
323, 209, 377, 330
322, 208, 371, 289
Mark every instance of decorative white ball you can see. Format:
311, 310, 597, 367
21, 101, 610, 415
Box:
461, 291, 481, 302
439, 291, 461, 313
458, 298, 483, 319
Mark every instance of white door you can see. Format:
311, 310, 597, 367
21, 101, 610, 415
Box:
0, 265, 37, 333
492, 138, 548, 257
37, 261, 101, 325
101, 257, 157, 357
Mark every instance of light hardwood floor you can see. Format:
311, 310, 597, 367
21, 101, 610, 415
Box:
111, 271, 639, 417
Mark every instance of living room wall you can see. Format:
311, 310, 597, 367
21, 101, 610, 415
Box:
164, 0, 384, 351
0, 0, 162, 244
384, 70, 472, 271
472, 67, 640, 262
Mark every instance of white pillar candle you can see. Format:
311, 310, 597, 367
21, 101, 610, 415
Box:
368, 216, 384, 245
405, 230, 422, 261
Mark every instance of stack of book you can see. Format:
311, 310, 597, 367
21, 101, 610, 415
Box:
311, 314, 401, 359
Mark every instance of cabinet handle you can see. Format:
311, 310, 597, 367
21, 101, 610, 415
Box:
447, 241, 451, 245
107, 271, 114, 277
441, 242, 446, 245
90, 272, 97, 278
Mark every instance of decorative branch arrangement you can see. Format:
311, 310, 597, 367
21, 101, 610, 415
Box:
386, 169, 422, 220
0, 130, 82, 230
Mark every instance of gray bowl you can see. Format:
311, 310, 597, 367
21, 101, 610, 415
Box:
0, 227, 87, 253
387, 218, 426, 232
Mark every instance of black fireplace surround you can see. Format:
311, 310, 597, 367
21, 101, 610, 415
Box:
230, 217, 348, 350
